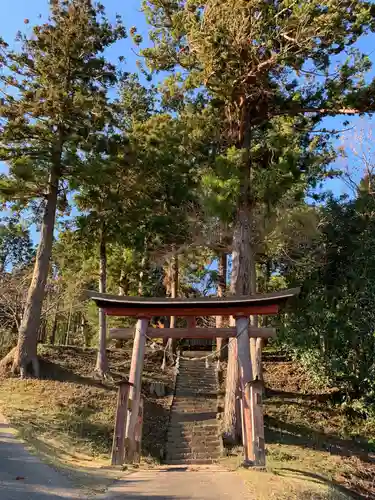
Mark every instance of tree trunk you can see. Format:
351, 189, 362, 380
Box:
1, 169, 59, 377
119, 270, 129, 296
138, 236, 148, 296
38, 319, 47, 344
50, 307, 58, 345
223, 318, 241, 444
216, 252, 227, 360
65, 300, 73, 346
95, 225, 108, 376
223, 109, 256, 440
166, 249, 178, 360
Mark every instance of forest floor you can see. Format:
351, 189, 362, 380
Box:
221, 351, 375, 499
0, 345, 374, 499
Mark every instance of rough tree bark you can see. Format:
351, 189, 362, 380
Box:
50, 306, 58, 345
119, 270, 129, 296
0, 169, 59, 377
95, 224, 109, 376
65, 300, 73, 346
137, 240, 148, 296
223, 205, 256, 442
223, 105, 257, 441
166, 249, 178, 361
216, 252, 227, 360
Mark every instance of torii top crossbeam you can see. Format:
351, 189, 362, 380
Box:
88, 287, 299, 318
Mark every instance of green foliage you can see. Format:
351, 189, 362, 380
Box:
142, 0, 375, 117
0, 218, 34, 272
0, 0, 127, 211
282, 193, 375, 402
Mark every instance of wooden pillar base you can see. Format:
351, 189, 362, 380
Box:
249, 380, 266, 466
111, 382, 131, 466
125, 318, 148, 463
133, 397, 144, 464
236, 316, 254, 464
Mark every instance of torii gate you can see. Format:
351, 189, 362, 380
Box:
89, 288, 299, 467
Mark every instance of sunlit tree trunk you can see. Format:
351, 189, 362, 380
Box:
50, 306, 58, 345
95, 224, 108, 376
216, 251, 227, 360
223, 108, 256, 440
0, 169, 59, 378
166, 249, 178, 361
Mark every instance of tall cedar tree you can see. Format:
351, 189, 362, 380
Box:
74, 159, 138, 376
0, 0, 126, 377
142, 0, 375, 439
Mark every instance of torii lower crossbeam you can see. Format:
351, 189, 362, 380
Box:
110, 326, 276, 340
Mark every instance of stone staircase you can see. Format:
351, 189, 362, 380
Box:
165, 352, 222, 465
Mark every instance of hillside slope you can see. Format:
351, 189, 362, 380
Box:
0, 346, 374, 498
222, 351, 375, 499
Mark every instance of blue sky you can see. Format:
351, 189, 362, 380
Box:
1, 1, 375, 242
1, 0, 148, 75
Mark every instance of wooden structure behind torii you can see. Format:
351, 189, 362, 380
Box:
89, 288, 299, 467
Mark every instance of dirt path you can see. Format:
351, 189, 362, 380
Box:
0, 417, 83, 499
99, 466, 253, 500
0, 414, 251, 500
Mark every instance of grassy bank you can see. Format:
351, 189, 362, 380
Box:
222, 351, 375, 499
0, 345, 175, 488
0, 345, 374, 498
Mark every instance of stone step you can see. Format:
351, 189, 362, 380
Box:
171, 409, 217, 414
168, 423, 219, 430
172, 400, 217, 406
172, 410, 217, 415
176, 382, 216, 385
167, 435, 221, 443
165, 352, 220, 465
170, 411, 217, 417
178, 377, 215, 380
167, 449, 221, 459
168, 428, 219, 438
177, 372, 215, 377
173, 397, 216, 400
177, 368, 215, 372
168, 441, 220, 449
168, 421, 218, 428
175, 390, 217, 395
176, 384, 217, 388
167, 449, 221, 458
176, 384, 215, 388
177, 372, 216, 377
178, 369, 215, 373
176, 379, 216, 384
172, 408, 217, 411
174, 392, 217, 397
172, 402, 217, 407
165, 458, 218, 465
169, 421, 218, 428
167, 455, 220, 463
167, 441, 221, 453
171, 401, 217, 407
171, 408, 217, 413
175, 386, 217, 390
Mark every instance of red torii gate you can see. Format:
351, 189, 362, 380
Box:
89, 288, 299, 467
